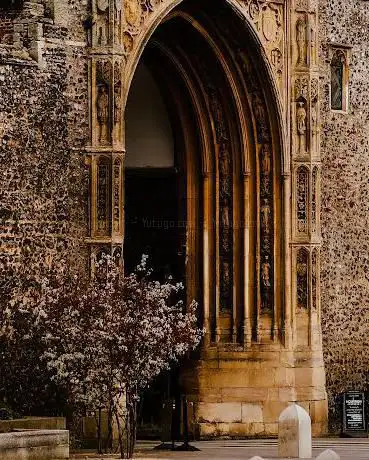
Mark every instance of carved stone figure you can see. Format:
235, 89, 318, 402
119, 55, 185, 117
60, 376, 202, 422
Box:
296, 18, 307, 65
114, 0, 122, 44
124, 0, 142, 28
297, 101, 307, 154
253, 93, 269, 142
221, 205, 230, 230
261, 199, 271, 234
221, 260, 231, 306
262, 257, 271, 288
96, 0, 109, 46
219, 146, 231, 176
261, 144, 271, 175
97, 84, 109, 144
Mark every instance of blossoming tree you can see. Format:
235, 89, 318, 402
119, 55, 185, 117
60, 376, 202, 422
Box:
2, 254, 203, 458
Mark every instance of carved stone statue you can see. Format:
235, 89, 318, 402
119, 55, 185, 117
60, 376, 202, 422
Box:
221, 205, 230, 230
296, 18, 307, 65
97, 84, 109, 144
261, 144, 271, 176
253, 93, 268, 142
297, 101, 307, 154
261, 199, 271, 234
261, 257, 271, 288
96, 0, 109, 46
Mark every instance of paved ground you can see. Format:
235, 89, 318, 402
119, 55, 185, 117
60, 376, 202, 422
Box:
71, 438, 369, 459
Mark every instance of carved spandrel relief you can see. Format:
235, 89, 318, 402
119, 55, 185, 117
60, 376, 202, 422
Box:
122, 0, 143, 55
96, 60, 113, 146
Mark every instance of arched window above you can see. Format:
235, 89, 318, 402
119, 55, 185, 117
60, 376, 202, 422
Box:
330, 47, 350, 112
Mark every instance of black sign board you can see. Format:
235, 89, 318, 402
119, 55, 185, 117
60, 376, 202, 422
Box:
343, 391, 366, 435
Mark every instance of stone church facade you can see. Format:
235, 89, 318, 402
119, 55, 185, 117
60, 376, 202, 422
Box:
0, 0, 368, 437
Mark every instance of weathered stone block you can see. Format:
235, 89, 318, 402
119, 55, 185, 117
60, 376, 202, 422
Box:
196, 402, 242, 423
0, 430, 69, 460
241, 403, 263, 423
278, 404, 312, 459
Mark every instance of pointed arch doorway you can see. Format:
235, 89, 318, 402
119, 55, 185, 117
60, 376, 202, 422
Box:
118, 0, 328, 438
125, 0, 283, 344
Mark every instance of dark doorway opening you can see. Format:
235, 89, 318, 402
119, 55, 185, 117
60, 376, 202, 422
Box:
124, 168, 185, 282
124, 168, 186, 438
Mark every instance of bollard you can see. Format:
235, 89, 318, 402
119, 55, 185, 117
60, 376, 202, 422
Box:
278, 403, 312, 459
249, 457, 265, 460
316, 449, 340, 460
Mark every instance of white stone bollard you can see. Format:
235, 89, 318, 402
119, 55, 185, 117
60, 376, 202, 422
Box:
249, 457, 265, 460
316, 449, 340, 460
278, 403, 312, 459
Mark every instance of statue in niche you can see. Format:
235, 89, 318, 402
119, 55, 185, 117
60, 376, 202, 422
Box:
261, 144, 271, 176
114, 0, 122, 44
261, 199, 271, 234
253, 93, 269, 142
261, 256, 272, 310
261, 257, 271, 288
97, 19, 108, 46
219, 145, 231, 176
296, 18, 307, 65
297, 101, 307, 154
97, 84, 109, 144
96, 0, 109, 46
220, 205, 230, 230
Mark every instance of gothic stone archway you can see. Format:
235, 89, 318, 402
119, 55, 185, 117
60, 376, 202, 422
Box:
86, 0, 328, 437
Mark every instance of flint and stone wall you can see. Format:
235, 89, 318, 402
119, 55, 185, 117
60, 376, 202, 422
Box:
0, 0, 368, 434
319, 0, 369, 430
0, 0, 89, 296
